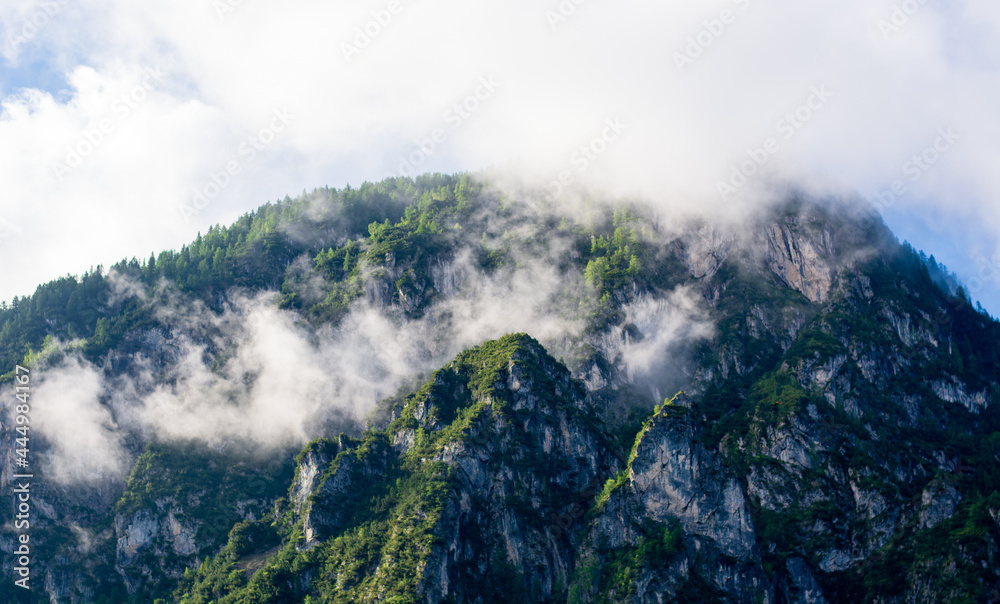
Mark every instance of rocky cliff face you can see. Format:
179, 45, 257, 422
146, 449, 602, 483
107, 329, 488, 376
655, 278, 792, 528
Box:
417, 341, 619, 602
263, 335, 623, 602
2, 192, 999, 603
627, 411, 757, 562
581, 405, 771, 603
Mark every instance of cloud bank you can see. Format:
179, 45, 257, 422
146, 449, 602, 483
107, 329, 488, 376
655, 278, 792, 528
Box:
0, 0, 998, 311
19, 226, 612, 483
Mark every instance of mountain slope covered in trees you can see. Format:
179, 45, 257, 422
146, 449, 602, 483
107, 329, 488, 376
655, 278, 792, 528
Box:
1, 174, 999, 603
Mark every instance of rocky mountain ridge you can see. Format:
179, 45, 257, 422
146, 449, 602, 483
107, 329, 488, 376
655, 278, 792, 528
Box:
0, 176, 998, 602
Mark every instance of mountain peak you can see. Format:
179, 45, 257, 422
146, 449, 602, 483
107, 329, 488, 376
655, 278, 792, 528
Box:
2, 175, 998, 603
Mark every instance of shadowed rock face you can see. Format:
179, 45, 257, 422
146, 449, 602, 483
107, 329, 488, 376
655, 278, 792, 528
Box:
584, 407, 773, 603
760, 222, 834, 304
785, 556, 830, 604
629, 415, 757, 561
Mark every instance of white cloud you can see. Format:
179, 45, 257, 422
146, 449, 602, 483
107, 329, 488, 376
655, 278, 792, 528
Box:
594, 288, 714, 401
31, 354, 128, 484
0, 0, 997, 311
20, 241, 607, 483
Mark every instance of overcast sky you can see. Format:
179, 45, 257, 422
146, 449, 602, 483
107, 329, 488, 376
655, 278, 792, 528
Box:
1, 0, 998, 314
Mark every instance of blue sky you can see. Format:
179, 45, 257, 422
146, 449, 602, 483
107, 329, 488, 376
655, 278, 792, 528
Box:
1, 0, 998, 317
0, 54, 65, 97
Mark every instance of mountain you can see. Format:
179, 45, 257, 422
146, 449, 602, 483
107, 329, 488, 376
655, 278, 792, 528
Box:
1, 174, 998, 603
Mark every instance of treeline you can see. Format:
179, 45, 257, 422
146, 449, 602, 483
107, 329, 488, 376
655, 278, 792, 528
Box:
3, 173, 999, 392
0, 175, 455, 376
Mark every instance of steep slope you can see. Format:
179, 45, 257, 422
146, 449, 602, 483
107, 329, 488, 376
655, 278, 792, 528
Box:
176, 334, 622, 602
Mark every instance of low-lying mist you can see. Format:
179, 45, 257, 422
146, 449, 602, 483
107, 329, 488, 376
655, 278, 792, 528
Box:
17, 198, 719, 485
12, 182, 881, 486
